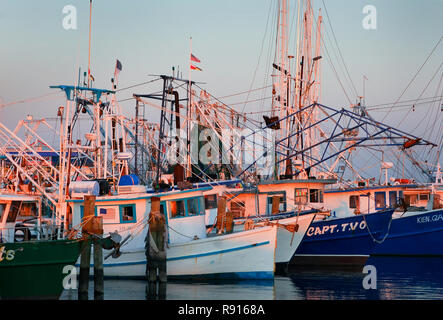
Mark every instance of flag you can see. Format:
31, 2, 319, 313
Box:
191, 65, 202, 71
88, 69, 95, 82
115, 59, 122, 75
191, 54, 201, 63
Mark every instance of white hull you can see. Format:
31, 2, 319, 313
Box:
233, 213, 316, 264
86, 225, 277, 279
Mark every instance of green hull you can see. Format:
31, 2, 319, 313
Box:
0, 239, 83, 299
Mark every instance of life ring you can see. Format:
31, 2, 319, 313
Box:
14, 227, 30, 242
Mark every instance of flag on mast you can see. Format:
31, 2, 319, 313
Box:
114, 59, 122, 78
88, 69, 95, 82
190, 65, 202, 71
191, 54, 201, 63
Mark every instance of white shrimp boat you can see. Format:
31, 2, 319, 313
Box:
68, 185, 277, 279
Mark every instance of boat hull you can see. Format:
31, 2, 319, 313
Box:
233, 212, 316, 264
95, 225, 277, 280
292, 209, 394, 266
0, 239, 82, 299
372, 209, 443, 256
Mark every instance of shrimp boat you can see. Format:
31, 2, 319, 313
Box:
67, 183, 278, 279
323, 164, 443, 257
199, 178, 332, 266
292, 208, 394, 266
0, 192, 82, 299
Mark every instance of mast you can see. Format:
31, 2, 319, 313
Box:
87, 0, 93, 88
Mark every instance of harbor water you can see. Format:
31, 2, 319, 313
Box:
60, 256, 443, 300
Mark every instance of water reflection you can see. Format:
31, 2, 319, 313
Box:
60, 257, 443, 300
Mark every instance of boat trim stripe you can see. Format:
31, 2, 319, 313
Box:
167, 241, 271, 261
98, 241, 271, 267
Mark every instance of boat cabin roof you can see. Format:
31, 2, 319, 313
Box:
67, 186, 212, 203
324, 184, 422, 194
0, 193, 40, 203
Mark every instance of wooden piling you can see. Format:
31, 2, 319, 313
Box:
145, 197, 167, 285
79, 195, 104, 300
78, 195, 95, 300
78, 239, 91, 300
93, 216, 104, 300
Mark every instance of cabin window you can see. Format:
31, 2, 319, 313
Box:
6, 201, 21, 223
294, 188, 308, 205
231, 201, 246, 217
170, 200, 185, 218
98, 206, 118, 221
419, 194, 429, 201
309, 189, 323, 203
204, 194, 217, 209
120, 204, 136, 223
267, 194, 286, 213
349, 195, 360, 209
375, 192, 386, 210
389, 191, 397, 208
20, 202, 37, 217
186, 198, 200, 216
405, 194, 418, 205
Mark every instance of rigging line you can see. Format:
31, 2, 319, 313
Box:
305, 0, 354, 106
229, 96, 273, 106
381, 35, 443, 122
208, 85, 272, 101
192, 84, 262, 133
396, 60, 443, 128
115, 78, 162, 92
240, 0, 274, 114
365, 95, 443, 109
367, 98, 443, 111
422, 71, 443, 140
0, 92, 63, 109
321, 0, 359, 98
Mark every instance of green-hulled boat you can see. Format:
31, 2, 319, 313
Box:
0, 193, 83, 299
0, 239, 82, 299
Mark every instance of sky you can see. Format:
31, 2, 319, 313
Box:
0, 0, 442, 180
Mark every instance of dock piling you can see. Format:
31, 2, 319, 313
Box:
145, 197, 167, 288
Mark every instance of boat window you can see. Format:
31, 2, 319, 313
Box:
0, 204, 5, 222
98, 206, 117, 221
204, 194, 217, 209
389, 191, 397, 208
267, 194, 286, 213
309, 189, 323, 203
187, 198, 199, 216
295, 188, 308, 205
419, 194, 429, 201
405, 194, 418, 205
19, 202, 37, 218
6, 201, 21, 223
199, 197, 205, 214
375, 192, 386, 210
349, 195, 360, 209
231, 201, 245, 217
121, 205, 135, 222
170, 200, 185, 218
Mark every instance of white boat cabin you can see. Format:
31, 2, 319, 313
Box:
201, 178, 336, 221
68, 186, 212, 246
324, 184, 433, 218
0, 193, 42, 243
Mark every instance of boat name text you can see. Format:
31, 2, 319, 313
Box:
417, 214, 443, 224
306, 221, 367, 237
0, 246, 16, 262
